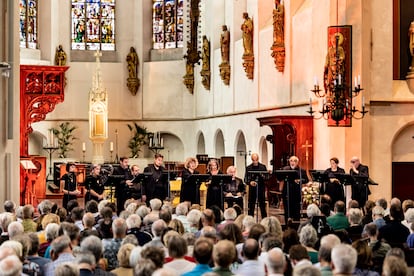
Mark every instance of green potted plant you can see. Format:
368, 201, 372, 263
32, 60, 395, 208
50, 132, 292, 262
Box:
51, 122, 78, 158
127, 122, 148, 158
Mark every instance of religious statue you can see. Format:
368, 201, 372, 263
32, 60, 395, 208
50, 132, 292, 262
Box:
126, 47, 140, 95
54, 45, 67, 66
409, 21, 414, 72
241, 12, 254, 79
271, 0, 286, 72
324, 32, 345, 95
200, 35, 211, 90
241, 12, 254, 57
220, 25, 230, 63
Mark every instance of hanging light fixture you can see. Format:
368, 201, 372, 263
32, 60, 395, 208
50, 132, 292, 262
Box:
307, 1, 368, 126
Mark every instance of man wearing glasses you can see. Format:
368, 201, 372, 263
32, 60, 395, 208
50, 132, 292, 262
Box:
349, 156, 369, 208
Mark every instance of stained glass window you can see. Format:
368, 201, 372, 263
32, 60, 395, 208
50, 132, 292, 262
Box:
19, 0, 38, 49
71, 0, 116, 51
153, 0, 184, 49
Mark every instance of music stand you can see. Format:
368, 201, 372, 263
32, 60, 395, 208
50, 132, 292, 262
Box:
20, 160, 37, 205
333, 173, 355, 204
107, 174, 125, 202
187, 174, 210, 205
246, 171, 271, 222
162, 171, 177, 200
352, 175, 377, 204
275, 170, 300, 220
310, 170, 328, 194
210, 174, 232, 210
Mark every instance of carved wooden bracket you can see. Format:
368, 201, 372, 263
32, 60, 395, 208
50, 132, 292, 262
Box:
242, 55, 254, 80
183, 0, 201, 94
271, 1, 285, 72
219, 62, 231, 86
20, 65, 69, 156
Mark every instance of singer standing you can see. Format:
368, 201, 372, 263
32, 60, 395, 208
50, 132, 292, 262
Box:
180, 157, 200, 205
84, 164, 105, 205
144, 153, 168, 203
245, 153, 268, 218
113, 157, 132, 212
205, 158, 223, 209
349, 156, 369, 208
280, 156, 308, 221
126, 165, 145, 202
61, 163, 80, 209
323, 157, 345, 209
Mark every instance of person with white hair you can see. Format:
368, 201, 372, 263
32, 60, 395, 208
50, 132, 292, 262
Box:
44, 235, 75, 276
187, 209, 202, 233
241, 215, 255, 238
7, 221, 23, 239
129, 246, 143, 268
372, 205, 386, 230
145, 219, 167, 249
80, 235, 112, 275
150, 198, 163, 215
402, 207, 414, 233
0, 254, 23, 276
217, 208, 237, 233
298, 224, 318, 264
266, 247, 285, 275
0, 212, 14, 245
126, 214, 152, 246
317, 234, 340, 274
103, 218, 127, 270
331, 244, 357, 275
175, 203, 190, 232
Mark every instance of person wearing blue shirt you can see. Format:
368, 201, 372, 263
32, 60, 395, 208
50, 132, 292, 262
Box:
182, 237, 213, 276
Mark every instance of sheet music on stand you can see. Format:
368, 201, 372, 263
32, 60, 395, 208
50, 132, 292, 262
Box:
246, 171, 271, 182
310, 170, 329, 183
210, 174, 232, 210
188, 174, 211, 205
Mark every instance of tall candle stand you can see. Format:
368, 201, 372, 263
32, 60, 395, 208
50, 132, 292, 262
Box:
43, 145, 59, 183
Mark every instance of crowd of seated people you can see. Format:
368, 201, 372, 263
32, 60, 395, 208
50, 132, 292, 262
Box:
0, 195, 413, 276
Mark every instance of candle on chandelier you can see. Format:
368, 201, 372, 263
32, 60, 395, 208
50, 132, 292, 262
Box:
362, 96, 365, 107
357, 75, 361, 85
110, 142, 114, 152
82, 142, 86, 152
313, 76, 318, 86
354, 76, 357, 87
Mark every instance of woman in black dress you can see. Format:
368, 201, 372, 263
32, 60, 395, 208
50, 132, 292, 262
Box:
180, 157, 200, 205
61, 163, 81, 209
205, 159, 223, 209
323, 157, 345, 208
84, 164, 105, 205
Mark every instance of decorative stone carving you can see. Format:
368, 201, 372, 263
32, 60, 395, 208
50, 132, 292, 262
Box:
126, 47, 140, 96
200, 35, 211, 90
219, 25, 231, 85
271, 0, 285, 72
183, 0, 201, 94
241, 12, 254, 79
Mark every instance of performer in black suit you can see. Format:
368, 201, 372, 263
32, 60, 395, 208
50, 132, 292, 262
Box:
180, 157, 200, 205
323, 157, 346, 209
223, 166, 245, 209
113, 157, 132, 212
143, 153, 168, 203
280, 156, 309, 221
205, 158, 223, 209
245, 153, 268, 218
84, 164, 105, 205
126, 164, 145, 202
61, 163, 81, 209
349, 156, 369, 208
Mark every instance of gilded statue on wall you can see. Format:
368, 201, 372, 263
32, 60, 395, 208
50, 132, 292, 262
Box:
200, 36, 211, 90
126, 47, 140, 95
271, 0, 285, 72
406, 21, 414, 92
54, 45, 67, 66
219, 25, 231, 85
324, 32, 345, 96
241, 12, 254, 79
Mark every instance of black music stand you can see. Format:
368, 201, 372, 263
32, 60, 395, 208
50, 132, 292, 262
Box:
247, 171, 271, 222
275, 170, 300, 220
310, 170, 329, 195
107, 174, 125, 202
352, 175, 378, 204
333, 173, 355, 204
187, 174, 210, 205
210, 174, 232, 210
162, 171, 177, 200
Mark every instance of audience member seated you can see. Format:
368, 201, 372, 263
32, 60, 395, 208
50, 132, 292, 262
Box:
298, 224, 318, 264
351, 239, 380, 276
327, 201, 349, 231
331, 244, 357, 275
378, 204, 409, 248
347, 208, 364, 242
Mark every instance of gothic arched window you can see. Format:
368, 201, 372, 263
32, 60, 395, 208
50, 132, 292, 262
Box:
153, 0, 184, 49
71, 0, 116, 51
19, 0, 38, 49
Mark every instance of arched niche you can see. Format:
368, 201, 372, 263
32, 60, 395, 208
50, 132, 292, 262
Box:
160, 132, 184, 162
214, 129, 225, 158
235, 130, 247, 178
259, 137, 269, 169
197, 131, 206, 154
391, 123, 414, 200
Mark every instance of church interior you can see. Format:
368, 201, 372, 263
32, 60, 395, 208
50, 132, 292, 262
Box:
1, 0, 414, 212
